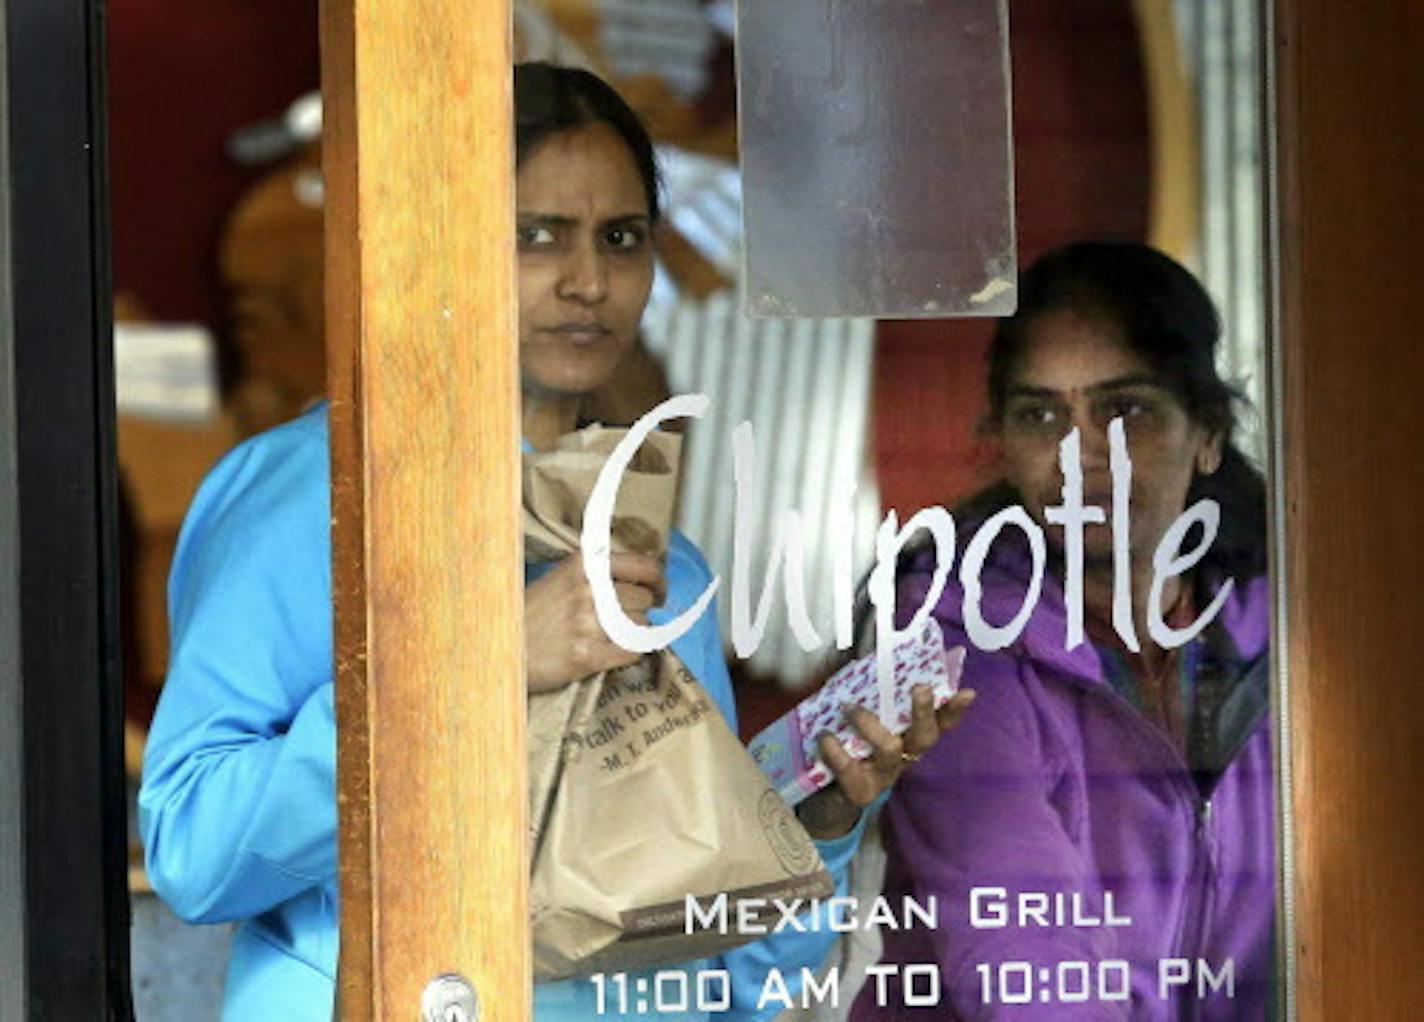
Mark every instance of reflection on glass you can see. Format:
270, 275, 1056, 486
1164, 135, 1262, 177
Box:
737, 0, 1016, 318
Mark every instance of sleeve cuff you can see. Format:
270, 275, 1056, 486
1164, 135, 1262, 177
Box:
811, 790, 886, 875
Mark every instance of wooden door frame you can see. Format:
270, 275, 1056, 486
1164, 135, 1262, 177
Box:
1272, 0, 1424, 1017
28, 0, 1375, 1019
8, 0, 1418, 1017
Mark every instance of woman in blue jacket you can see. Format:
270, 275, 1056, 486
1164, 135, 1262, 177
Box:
139, 62, 969, 1021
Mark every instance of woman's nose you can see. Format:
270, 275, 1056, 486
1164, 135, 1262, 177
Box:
556, 243, 607, 304
1076, 413, 1112, 469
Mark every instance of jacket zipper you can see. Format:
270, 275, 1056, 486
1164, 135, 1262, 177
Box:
1076, 676, 1210, 1005
1180, 797, 1220, 1022
1065, 651, 1254, 1021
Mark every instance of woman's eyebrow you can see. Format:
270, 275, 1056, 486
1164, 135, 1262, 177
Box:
1006, 374, 1166, 400
1005, 384, 1063, 400
516, 213, 578, 227
1087, 373, 1167, 394
515, 212, 650, 227
602, 213, 651, 228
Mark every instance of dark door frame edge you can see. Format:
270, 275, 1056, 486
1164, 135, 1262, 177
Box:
0, 0, 131, 1016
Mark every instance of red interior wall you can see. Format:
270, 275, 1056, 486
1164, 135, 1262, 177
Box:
872, 0, 1152, 519
108, 0, 320, 330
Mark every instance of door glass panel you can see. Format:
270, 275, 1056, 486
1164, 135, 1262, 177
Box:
110, 4, 322, 1016
119, 0, 1283, 1018
515, 0, 1281, 1018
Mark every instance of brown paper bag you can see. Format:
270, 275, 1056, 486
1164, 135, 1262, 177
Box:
524, 426, 834, 982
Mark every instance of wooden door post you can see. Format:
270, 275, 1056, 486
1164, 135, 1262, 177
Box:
1275, 0, 1424, 1016
320, 2, 528, 1019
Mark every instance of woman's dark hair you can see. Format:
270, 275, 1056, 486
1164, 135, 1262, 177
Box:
513, 62, 661, 223
985, 240, 1268, 582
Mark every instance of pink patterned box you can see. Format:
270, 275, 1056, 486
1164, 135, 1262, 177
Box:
747, 622, 966, 807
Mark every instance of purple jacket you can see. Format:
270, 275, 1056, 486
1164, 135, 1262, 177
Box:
852, 546, 1274, 1021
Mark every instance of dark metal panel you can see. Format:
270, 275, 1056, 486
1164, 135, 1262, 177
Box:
0, 4, 26, 1013
0, 0, 131, 1015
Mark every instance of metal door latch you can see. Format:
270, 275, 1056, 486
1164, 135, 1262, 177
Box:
421, 973, 480, 1022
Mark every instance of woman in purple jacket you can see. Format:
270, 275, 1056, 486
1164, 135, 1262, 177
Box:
853, 242, 1273, 1020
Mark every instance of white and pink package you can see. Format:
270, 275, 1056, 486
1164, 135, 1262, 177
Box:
747, 622, 966, 807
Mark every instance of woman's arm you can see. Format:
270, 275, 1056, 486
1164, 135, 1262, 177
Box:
138, 414, 337, 924
876, 632, 1128, 1021
656, 534, 869, 1020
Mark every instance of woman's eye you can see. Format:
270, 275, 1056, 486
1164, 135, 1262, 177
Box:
1011, 404, 1061, 430
517, 225, 556, 248
603, 227, 646, 252
1103, 395, 1159, 423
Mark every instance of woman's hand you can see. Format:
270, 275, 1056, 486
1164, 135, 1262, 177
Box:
525, 552, 666, 693
796, 685, 977, 840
